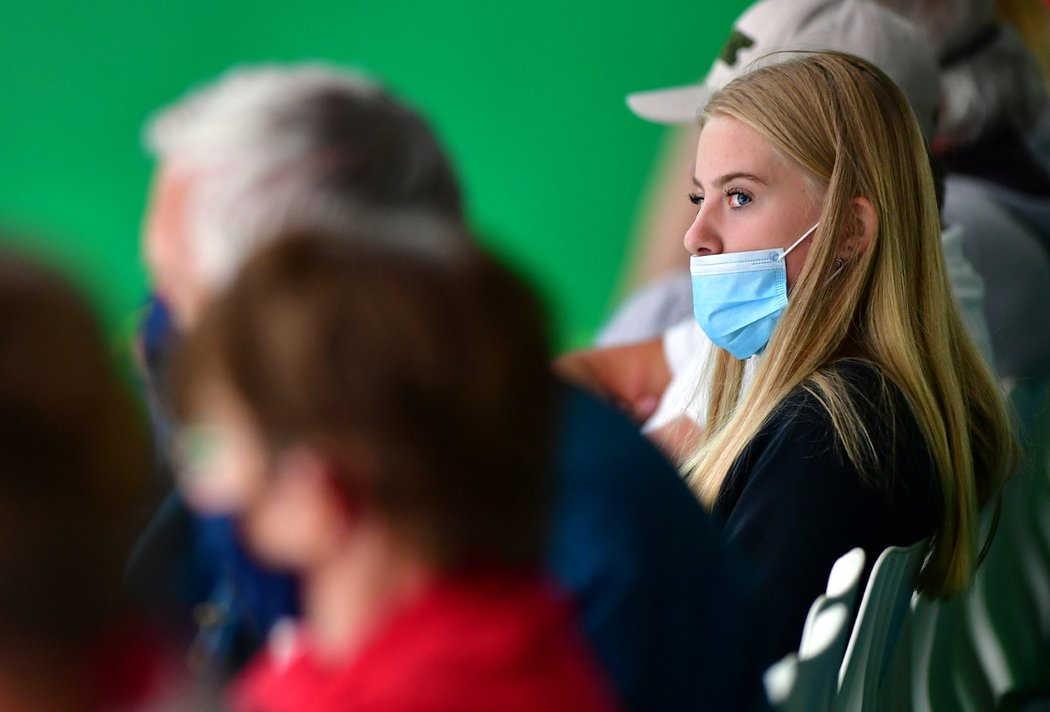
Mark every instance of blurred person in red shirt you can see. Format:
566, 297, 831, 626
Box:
171, 216, 618, 712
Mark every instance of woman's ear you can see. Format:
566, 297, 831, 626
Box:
840, 196, 876, 262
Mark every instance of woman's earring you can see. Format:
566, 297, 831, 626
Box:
834, 257, 845, 268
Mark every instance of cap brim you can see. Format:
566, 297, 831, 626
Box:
626, 84, 712, 125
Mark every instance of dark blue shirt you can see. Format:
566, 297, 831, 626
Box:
550, 382, 766, 711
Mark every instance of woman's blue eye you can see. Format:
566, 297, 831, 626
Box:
727, 190, 752, 208
688, 191, 704, 208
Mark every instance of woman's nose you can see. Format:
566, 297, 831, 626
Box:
683, 207, 720, 256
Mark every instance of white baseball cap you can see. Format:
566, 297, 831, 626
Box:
627, 0, 940, 140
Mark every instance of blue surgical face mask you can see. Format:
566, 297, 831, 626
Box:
690, 223, 819, 360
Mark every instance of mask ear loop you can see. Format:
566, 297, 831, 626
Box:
772, 222, 820, 262
779, 221, 857, 283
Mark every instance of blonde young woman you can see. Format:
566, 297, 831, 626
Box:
563, 51, 1019, 661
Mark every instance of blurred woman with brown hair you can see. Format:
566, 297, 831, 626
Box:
0, 245, 170, 710
172, 216, 618, 711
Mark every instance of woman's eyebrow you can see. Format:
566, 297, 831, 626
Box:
691, 172, 768, 189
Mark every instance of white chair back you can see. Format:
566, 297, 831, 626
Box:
835, 539, 928, 711
824, 548, 865, 606
765, 604, 851, 712
764, 548, 866, 712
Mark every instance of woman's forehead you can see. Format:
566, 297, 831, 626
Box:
694, 116, 789, 188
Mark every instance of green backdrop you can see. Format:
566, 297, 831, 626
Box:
0, 0, 750, 347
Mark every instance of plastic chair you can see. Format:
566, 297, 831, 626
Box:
765, 604, 851, 712
1038, 494, 1050, 566
911, 380, 1050, 709
823, 548, 866, 611
835, 539, 929, 711
764, 548, 866, 712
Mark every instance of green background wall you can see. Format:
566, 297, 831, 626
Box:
0, 0, 750, 347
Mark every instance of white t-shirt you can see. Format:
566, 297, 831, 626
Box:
642, 319, 759, 433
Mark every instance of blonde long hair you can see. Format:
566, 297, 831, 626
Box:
684, 52, 1019, 597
